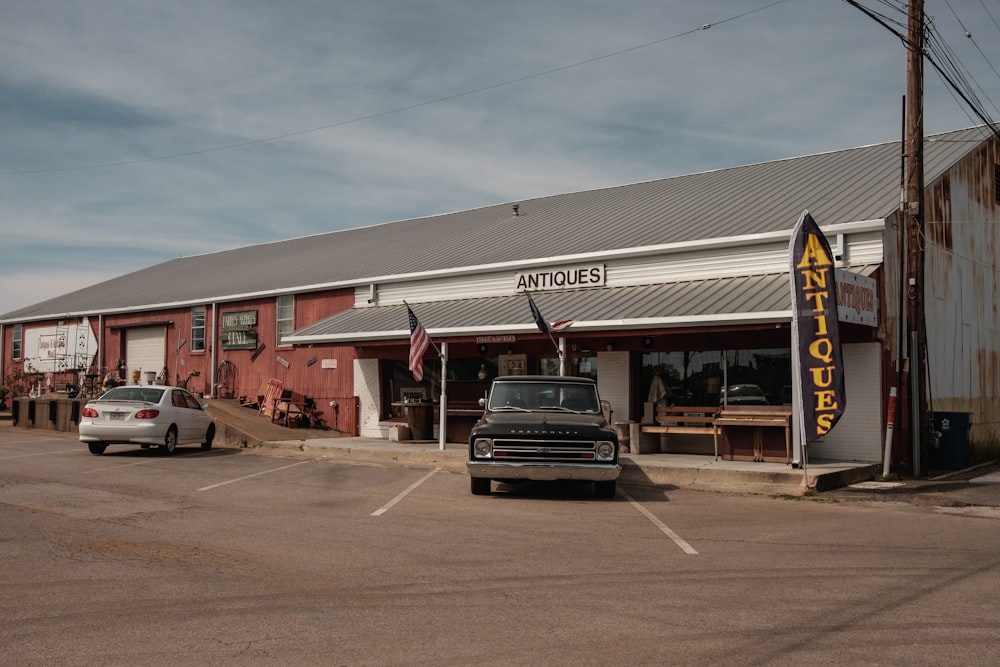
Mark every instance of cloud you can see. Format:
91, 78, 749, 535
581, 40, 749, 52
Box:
1, 0, 998, 316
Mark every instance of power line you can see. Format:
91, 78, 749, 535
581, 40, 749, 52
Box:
0, 1, 787, 177
842, 0, 1000, 140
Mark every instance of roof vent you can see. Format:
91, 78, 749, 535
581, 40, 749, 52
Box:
512, 203, 520, 217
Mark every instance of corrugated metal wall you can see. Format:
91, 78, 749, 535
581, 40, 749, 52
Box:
924, 137, 1000, 439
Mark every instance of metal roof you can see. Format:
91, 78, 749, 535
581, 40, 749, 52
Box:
285, 274, 793, 343
2, 126, 990, 323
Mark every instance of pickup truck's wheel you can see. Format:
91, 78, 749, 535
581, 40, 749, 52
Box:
87, 442, 107, 455
470, 477, 492, 495
594, 480, 616, 499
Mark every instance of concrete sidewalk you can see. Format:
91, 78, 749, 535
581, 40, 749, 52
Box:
207, 399, 878, 496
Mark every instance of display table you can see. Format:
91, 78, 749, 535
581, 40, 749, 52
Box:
715, 406, 793, 463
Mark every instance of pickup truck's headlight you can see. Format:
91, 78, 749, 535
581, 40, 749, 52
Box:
595, 441, 615, 461
473, 438, 493, 459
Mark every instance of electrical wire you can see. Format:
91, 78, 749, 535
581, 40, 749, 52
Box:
842, 0, 1000, 141
0, 0, 788, 177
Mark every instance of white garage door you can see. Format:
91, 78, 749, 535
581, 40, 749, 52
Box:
125, 327, 166, 382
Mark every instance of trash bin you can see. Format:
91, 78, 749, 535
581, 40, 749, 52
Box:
406, 401, 434, 441
930, 411, 972, 470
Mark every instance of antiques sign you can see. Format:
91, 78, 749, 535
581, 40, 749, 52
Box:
221, 310, 258, 350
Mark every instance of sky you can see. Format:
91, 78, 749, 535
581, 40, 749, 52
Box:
2, 0, 999, 316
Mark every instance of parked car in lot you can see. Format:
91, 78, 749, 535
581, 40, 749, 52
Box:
719, 384, 769, 406
78, 385, 215, 455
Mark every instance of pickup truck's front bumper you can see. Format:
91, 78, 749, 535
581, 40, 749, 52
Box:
467, 461, 621, 482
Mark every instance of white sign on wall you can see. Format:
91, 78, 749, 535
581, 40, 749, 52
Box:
23, 318, 99, 372
836, 269, 878, 327
515, 264, 605, 292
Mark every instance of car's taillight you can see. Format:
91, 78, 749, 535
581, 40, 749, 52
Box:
134, 409, 160, 419
82, 407, 99, 418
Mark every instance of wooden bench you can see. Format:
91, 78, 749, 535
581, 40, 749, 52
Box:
635, 406, 719, 454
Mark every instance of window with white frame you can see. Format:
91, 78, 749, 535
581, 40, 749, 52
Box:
276, 295, 294, 345
191, 306, 206, 352
12, 323, 22, 360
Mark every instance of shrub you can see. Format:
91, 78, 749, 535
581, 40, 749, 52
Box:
3, 368, 34, 397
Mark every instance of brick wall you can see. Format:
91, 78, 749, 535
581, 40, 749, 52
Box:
354, 358, 385, 438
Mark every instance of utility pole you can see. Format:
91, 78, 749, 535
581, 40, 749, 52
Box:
904, 0, 930, 475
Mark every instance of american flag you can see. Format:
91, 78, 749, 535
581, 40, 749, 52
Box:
407, 305, 430, 382
527, 292, 573, 335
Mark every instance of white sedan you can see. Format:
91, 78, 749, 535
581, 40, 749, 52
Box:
79, 385, 216, 455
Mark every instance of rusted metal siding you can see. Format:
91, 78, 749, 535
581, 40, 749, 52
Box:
923, 136, 1000, 439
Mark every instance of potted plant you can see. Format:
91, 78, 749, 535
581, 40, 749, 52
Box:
2, 367, 33, 408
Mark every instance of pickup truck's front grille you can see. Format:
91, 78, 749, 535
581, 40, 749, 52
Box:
491, 438, 597, 462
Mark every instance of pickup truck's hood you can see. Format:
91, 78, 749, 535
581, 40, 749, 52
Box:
472, 411, 616, 440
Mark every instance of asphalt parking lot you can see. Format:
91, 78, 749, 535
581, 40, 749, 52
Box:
2, 424, 999, 666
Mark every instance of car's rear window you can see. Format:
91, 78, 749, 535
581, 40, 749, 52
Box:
101, 387, 164, 402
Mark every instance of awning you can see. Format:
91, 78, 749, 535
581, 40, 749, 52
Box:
284, 274, 799, 345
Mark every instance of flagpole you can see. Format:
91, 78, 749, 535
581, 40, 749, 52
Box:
438, 341, 448, 451
403, 301, 443, 445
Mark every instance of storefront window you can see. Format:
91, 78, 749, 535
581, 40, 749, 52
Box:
724, 348, 792, 406
379, 357, 498, 419
571, 356, 597, 380
640, 347, 790, 409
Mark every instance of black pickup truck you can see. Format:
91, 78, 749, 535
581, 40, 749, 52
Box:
466, 375, 620, 498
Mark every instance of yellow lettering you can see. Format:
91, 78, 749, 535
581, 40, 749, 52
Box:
809, 365, 836, 388
816, 413, 834, 435
808, 338, 834, 363
815, 390, 838, 410
796, 233, 833, 269
801, 267, 829, 290
805, 290, 830, 312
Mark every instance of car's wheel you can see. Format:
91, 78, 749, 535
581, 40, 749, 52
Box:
161, 427, 178, 455
595, 480, 617, 499
87, 442, 107, 455
471, 477, 492, 496
201, 424, 215, 450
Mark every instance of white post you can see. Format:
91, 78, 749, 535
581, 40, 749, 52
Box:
882, 386, 897, 476
438, 342, 448, 451
558, 338, 567, 376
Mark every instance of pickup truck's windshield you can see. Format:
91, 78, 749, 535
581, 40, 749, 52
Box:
487, 381, 600, 413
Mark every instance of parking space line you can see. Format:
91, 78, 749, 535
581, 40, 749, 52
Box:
371, 468, 441, 516
0, 448, 81, 460
619, 488, 698, 555
84, 450, 218, 473
197, 460, 312, 491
